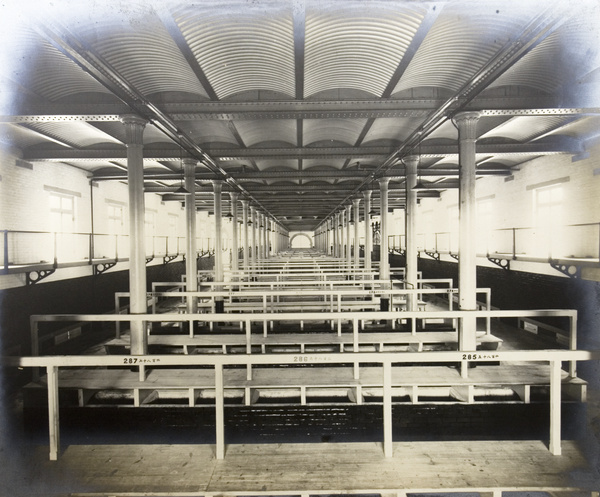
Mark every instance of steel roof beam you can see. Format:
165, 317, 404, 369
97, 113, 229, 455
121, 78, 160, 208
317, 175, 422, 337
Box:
8, 100, 595, 123
26, 141, 579, 163
93, 167, 511, 181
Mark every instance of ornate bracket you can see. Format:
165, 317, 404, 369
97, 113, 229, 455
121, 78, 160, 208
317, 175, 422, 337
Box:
549, 260, 580, 279
449, 253, 459, 261
163, 255, 178, 264
488, 257, 511, 271
26, 269, 56, 285
145, 256, 154, 264
423, 251, 440, 261
94, 262, 117, 275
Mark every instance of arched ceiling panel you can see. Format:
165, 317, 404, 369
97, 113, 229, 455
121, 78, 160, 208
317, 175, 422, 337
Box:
234, 120, 297, 148
1, 123, 53, 148
88, 121, 172, 145
86, 17, 210, 99
173, 2, 295, 99
304, 118, 367, 147
19, 121, 123, 148
486, 31, 562, 94
540, 116, 600, 140
304, 2, 426, 98
423, 120, 458, 142
303, 160, 347, 170
392, 3, 543, 95
476, 157, 524, 168
144, 160, 174, 172
254, 159, 299, 172
489, 8, 600, 97
179, 121, 238, 147
479, 116, 574, 143
19, 36, 113, 102
361, 117, 422, 145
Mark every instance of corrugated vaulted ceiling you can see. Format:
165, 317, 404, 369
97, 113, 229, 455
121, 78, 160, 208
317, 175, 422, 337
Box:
1, 0, 599, 231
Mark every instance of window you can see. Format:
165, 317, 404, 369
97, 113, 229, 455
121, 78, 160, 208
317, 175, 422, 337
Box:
534, 184, 563, 226
48, 191, 77, 262
533, 184, 563, 257
107, 202, 124, 235
145, 210, 156, 236
49, 192, 75, 233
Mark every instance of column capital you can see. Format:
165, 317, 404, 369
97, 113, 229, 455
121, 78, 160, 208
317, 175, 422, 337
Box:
229, 191, 239, 200
120, 115, 147, 145
240, 199, 249, 206
378, 177, 391, 188
181, 158, 198, 169
363, 189, 372, 200
453, 111, 481, 139
212, 179, 223, 193
402, 155, 419, 169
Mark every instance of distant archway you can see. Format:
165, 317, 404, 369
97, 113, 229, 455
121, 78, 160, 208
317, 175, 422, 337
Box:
289, 232, 313, 248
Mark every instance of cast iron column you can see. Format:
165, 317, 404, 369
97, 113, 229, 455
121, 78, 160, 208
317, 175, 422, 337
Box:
363, 190, 372, 273
121, 115, 148, 355
455, 111, 481, 369
379, 177, 391, 283
346, 205, 352, 266
353, 198, 361, 267
378, 178, 391, 313
241, 200, 249, 269
212, 180, 224, 312
333, 213, 339, 257
250, 206, 257, 267
230, 192, 239, 274
183, 158, 198, 314
404, 155, 419, 311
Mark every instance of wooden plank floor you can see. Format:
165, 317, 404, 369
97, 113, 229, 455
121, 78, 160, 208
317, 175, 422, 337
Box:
17, 440, 597, 495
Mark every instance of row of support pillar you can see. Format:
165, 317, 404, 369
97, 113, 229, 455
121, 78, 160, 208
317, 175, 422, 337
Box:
125, 110, 480, 375
226, 197, 289, 265
316, 180, 386, 276
317, 111, 481, 374
120, 115, 288, 355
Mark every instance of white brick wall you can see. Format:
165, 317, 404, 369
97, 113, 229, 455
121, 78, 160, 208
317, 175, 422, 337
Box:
0, 149, 189, 289
1, 137, 598, 288
401, 139, 600, 267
